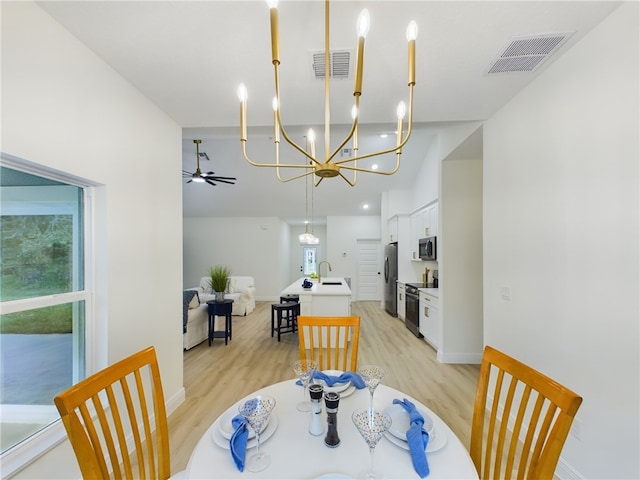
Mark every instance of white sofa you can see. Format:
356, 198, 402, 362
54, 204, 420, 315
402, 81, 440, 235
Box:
194, 276, 256, 317
183, 276, 256, 350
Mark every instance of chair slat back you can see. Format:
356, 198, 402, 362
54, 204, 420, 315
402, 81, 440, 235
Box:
297, 316, 360, 372
470, 346, 582, 480
54, 346, 171, 480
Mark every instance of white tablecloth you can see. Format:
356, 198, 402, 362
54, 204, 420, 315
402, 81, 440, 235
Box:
186, 379, 478, 479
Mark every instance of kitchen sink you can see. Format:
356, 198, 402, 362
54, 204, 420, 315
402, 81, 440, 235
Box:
321, 281, 342, 285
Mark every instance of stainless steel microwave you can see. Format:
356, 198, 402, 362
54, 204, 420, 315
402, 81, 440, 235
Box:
418, 236, 437, 260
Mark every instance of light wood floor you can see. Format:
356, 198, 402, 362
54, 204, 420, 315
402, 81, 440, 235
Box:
168, 301, 480, 474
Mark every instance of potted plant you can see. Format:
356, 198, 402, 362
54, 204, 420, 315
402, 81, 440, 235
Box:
208, 265, 231, 301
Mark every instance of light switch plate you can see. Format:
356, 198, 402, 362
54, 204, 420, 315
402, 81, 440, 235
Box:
501, 286, 511, 301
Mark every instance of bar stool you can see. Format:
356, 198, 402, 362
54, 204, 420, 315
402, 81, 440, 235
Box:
271, 302, 300, 342
280, 294, 299, 304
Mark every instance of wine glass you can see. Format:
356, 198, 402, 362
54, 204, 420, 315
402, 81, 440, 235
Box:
358, 365, 386, 413
237, 395, 276, 472
291, 359, 318, 412
352, 409, 392, 479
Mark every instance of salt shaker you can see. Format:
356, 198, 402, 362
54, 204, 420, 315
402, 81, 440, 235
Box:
308, 384, 324, 436
324, 391, 341, 447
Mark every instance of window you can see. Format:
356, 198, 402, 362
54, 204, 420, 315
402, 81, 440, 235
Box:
0, 158, 92, 474
302, 246, 317, 275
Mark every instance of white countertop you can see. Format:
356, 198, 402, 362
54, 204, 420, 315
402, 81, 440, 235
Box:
419, 287, 439, 297
281, 277, 352, 296
399, 280, 440, 298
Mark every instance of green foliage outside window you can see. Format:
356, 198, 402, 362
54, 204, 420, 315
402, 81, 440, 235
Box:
1, 215, 73, 333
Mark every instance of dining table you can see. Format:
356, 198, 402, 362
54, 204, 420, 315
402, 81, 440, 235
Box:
186, 377, 479, 479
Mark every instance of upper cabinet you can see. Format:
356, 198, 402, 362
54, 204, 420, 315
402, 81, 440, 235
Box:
388, 215, 399, 243
410, 202, 438, 260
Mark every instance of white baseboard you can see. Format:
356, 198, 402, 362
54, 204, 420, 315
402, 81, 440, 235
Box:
166, 387, 186, 416
437, 351, 483, 364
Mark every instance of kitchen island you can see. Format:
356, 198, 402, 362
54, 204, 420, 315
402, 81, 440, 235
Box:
281, 277, 352, 316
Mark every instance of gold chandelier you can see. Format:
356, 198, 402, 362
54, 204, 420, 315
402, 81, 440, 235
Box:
238, 0, 417, 186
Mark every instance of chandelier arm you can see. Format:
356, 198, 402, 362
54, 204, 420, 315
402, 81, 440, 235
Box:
325, 96, 360, 164
272, 62, 324, 167
331, 86, 415, 167
240, 140, 313, 171
338, 170, 357, 187
339, 160, 400, 175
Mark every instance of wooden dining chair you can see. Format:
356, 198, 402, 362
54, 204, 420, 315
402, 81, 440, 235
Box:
297, 315, 361, 371
54, 346, 179, 479
470, 345, 582, 480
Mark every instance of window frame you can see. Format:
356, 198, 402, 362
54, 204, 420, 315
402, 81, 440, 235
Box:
0, 154, 96, 476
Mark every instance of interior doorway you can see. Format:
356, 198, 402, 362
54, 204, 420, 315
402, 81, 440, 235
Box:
302, 246, 317, 275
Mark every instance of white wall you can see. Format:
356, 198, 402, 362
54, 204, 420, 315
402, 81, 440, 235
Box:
440, 156, 483, 362
411, 122, 483, 212
483, 3, 638, 478
183, 216, 288, 300
2, 2, 184, 477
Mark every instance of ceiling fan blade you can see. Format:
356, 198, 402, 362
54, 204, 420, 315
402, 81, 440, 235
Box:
205, 179, 218, 186
202, 171, 216, 176
210, 176, 237, 181
211, 178, 236, 185
186, 179, 193, 183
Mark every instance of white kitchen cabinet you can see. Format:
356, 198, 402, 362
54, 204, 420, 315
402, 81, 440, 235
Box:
419, 291, 441, 350
420, 203, 438, 238
388, 215, 399, 243
410, 202, 438, 261
397, 282, 406, 320
409, 214, 420, 260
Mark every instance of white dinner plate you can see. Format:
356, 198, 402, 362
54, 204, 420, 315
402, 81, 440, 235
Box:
384, 404, 435, 440
313, 370, 351, 393
336, 384, 357, 398
383, 426, 447, 453
211, 414, 278, 450
218, 405, 269, 440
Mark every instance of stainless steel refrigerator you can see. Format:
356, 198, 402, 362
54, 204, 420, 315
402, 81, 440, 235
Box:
384, 243, 398, 316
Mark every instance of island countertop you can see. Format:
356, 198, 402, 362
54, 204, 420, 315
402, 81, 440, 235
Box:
281, 277, 352, 296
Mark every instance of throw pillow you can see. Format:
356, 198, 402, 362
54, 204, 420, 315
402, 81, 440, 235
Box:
188, 291, 200, 309
225, 278, 236, 294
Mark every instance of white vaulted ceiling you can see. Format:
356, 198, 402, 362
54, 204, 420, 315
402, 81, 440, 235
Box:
37, 1, 620, 221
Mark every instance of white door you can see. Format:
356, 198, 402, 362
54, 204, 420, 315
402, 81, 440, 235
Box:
356, 239, 381, 301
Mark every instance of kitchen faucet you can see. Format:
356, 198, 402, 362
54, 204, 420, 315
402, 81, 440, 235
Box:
318, 261, 332, 283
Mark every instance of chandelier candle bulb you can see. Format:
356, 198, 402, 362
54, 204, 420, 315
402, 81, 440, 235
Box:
407, 21, 418, 85
354, 9, 369, 96
268, 1, 280, 64
238, 84, 247, 141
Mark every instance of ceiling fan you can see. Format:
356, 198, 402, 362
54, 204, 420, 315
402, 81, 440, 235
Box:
183, 139, 237, 186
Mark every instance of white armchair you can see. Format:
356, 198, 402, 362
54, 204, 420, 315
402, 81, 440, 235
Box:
196, 275, 256, 316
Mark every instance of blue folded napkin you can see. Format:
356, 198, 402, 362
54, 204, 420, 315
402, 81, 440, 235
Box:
229, 414, 248, 472
393, 398, 430, 478
296, 371, 365, 389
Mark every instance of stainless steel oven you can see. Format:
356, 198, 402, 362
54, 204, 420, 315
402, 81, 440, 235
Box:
405, 283, 423, 338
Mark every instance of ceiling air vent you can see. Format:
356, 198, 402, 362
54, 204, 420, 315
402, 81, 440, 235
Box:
486, 32, 573, 75
311, 49, 352, 80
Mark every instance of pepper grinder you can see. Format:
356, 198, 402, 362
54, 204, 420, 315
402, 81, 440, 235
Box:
308, 384, 324, 436
324, 391, 341, 447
